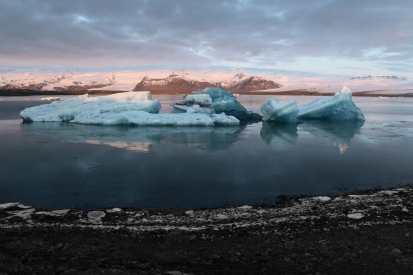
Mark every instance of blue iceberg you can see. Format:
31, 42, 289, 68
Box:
260, 99, 298, 122
298, 86, 365, 121
189, 87, 262, 121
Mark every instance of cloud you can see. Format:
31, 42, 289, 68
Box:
0, 0, 412, 74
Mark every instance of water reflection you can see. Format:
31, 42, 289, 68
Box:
298, 121, 365, 153
20, 123, 246, 152
260, 122, 298, 146
260, 121, 364, 152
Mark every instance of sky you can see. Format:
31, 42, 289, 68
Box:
1, 0, 412, 77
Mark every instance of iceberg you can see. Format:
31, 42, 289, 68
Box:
20, 91, 239, 126
188, 87, 262, 121
260, 99, 298, 122
172, 94, 215, 114
20, 91, 161, 122
298, 86, 365, 121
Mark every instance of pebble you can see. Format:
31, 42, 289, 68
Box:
392, 248, 402, 254
55, 266, 67, 274
166, 271, 183, 275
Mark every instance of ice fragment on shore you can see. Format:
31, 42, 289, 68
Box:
185, 210, 194, 215
347, 213, 364, 219
298, 86, 365, 121
238, 205, 252, 209
260, 99, 298, 122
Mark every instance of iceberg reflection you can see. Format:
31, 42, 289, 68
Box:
260, 122, 298, 146
298, 121, 364, 153
20, 122, 246, 152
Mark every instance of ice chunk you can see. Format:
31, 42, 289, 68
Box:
298, 86, 365, 121
184, 94, 213, 106
20, 91, 161, 122
210, 113, 239, 125
172, 93, 214, 114
190, 87, 262, 121
261, 99, 298, 122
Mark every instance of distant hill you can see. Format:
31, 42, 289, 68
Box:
133, 72, 281, 93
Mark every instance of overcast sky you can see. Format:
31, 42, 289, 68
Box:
1, 0, 412, 76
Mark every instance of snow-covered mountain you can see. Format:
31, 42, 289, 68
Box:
350, 75, 411, 81
132, 72, 281, 92
0, 71, 115, 91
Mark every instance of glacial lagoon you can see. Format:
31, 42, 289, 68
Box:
0, 95, 412, 209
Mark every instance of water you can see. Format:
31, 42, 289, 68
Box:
1, 95, 412, 209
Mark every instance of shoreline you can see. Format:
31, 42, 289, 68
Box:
1, 89, 412, 98
1, 184, 413, 274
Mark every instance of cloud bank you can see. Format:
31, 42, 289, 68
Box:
0, 0, 412, 75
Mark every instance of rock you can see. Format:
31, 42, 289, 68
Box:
107, 208, 122, 213
238, 205, 252, 209
347, 213, 364, 219
52, 209, 70, 215
9, 216, 24, 223
185, 210, 194, 215
17, 204, 32, 209
314, 196, 331, 202
61, 270, 78, 275
0, 202, 19, 210
392, 248, 402, 254
56, 266, 67, 274
87, 211, 106, 219
166, 271, 183, 275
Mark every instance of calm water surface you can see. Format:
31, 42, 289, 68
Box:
0, 95, 412, 209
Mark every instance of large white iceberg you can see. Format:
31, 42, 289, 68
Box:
260, 99, 298, 122
20, 91, 160, 122
298, 86, 365, 121
20, 91, 239, 126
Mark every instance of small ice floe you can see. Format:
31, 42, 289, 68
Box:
52, 209, 70, 215
40, 97, 61, 101
314, 196, 331, 202
87, 211, 106, 223
0, 202, 19, 210
185, 210, 194, 215
106, 208, 122, 213
238, 205, 252, 209
347, 213, 364, 219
